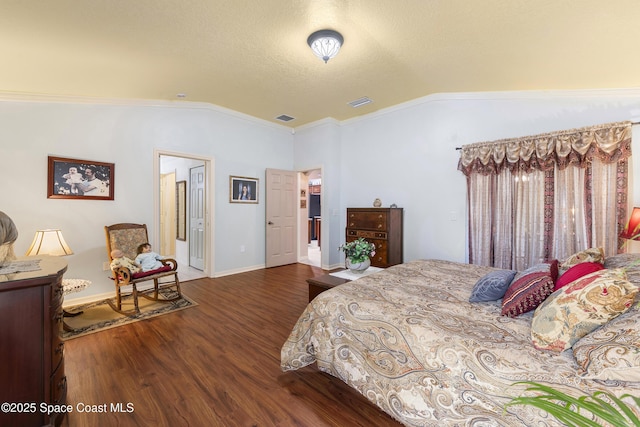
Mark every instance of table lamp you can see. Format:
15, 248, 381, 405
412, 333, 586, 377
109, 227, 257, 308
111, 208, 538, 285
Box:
620, 207, 640, 241
24, 229, 88, 326
25, 229, 73, 256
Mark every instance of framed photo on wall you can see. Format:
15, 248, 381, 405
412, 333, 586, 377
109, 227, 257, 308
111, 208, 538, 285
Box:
47, 156, 115, 200
230, 176, 258, 203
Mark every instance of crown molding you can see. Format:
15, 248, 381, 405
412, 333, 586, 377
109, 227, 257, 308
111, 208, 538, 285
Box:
2, 87, 639, 133
294, 117, 342, 133
0, 91, 292, 133
335, 87, 640, 127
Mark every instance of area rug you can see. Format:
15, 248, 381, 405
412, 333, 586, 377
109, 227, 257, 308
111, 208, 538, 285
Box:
61, 289, 197, 340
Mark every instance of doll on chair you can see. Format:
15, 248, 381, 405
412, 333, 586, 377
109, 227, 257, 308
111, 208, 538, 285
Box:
110, 249, 141, 274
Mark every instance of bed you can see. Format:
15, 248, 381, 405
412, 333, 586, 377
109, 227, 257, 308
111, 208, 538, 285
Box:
280, 258, 640, 426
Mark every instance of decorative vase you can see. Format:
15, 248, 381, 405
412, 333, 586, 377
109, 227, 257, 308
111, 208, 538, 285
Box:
346, 257, 370, 273
373, 198, 382, 207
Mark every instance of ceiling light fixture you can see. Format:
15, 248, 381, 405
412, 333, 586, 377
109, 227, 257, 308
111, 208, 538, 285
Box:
307, 29, 344, 63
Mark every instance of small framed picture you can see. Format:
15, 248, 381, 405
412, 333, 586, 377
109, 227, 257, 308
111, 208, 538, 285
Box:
47, 156, 115, 200
230, 176, 258, 203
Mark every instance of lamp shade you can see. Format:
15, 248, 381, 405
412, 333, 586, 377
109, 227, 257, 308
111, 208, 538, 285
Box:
620, 207, 640, 240
25, 229, 74, 256
307, 29, 343, 63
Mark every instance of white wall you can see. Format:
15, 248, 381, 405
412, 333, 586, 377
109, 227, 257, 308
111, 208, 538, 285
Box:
294, 119, 343, 268
1, 98, 293, 302
3, 89, 640, 304
329, 89, 640, 265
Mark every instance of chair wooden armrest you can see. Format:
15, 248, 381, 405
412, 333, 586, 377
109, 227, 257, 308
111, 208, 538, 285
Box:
160, 258, 178, 271
111, 266, 134, 286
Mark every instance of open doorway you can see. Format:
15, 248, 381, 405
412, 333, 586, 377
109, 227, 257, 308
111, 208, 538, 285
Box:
157, 152, 212, 281
298, 169, 321, 267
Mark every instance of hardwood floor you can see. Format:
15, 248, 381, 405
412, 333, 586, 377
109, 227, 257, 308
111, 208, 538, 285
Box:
61, 263, 401, 427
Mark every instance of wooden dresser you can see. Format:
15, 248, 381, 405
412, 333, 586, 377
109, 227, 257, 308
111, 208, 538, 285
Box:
346, 207, 403, 268
0, 256, 68, 427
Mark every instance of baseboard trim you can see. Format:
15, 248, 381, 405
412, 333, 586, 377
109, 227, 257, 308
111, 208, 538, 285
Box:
63, 282, 159, 307
213, 264, 266, 278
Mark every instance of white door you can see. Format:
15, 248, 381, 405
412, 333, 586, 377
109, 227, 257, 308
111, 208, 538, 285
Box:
189, 165, 205, 270
265, 168, 297, 268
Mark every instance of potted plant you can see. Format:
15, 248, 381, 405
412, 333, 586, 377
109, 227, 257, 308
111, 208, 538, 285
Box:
339, 237, 375, 273
505, 381, 640, 426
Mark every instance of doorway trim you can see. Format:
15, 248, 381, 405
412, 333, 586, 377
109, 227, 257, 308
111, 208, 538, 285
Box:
298, 165, 324, 269
154, 149, 215, 277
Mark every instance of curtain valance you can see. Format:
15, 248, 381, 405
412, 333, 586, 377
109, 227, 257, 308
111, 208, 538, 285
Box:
458, 121, 632, 176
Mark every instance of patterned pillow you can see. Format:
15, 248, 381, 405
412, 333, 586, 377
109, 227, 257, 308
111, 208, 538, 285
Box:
572, 305, 640, 382
501, 261, 558, 318
560, 247, 604, 270
469, 270, 517, 302
531, 268, 638, 352
604, 253, 640, 286
554, 262, 604, 291
518, 260, 559, 281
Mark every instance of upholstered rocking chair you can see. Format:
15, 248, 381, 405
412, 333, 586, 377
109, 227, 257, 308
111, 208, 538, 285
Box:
104, 223, 182, 315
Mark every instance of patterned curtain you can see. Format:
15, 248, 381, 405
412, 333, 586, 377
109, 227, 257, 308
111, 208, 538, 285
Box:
458, 121, 632, 269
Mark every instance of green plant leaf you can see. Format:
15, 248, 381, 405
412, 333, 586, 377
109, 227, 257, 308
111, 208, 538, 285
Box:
506, 381, 640, 427
599, 392, 640, 426
506, 396, 601, 427
338, 237, 375, 263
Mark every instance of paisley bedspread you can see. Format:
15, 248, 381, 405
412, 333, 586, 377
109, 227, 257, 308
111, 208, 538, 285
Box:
280, 260, 635, 426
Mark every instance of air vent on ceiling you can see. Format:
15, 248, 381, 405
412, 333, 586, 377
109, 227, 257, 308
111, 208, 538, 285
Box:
348, 97, 373, 108
276, 114, 295, 122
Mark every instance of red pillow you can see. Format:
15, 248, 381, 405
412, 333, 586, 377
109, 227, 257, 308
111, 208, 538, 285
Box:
554, 262, 604, 291
132, 265, 172, 279
501, 271, 554, 317
501, 260, 558, 318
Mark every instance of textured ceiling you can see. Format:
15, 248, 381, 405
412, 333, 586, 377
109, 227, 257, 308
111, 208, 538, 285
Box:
1, 0, 640, 127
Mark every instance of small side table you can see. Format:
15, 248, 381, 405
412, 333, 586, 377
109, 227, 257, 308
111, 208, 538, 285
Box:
62, 278, 91, 297
306, 266, 386, 302
306, 273, 349, 302
62, 279, 91, 331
